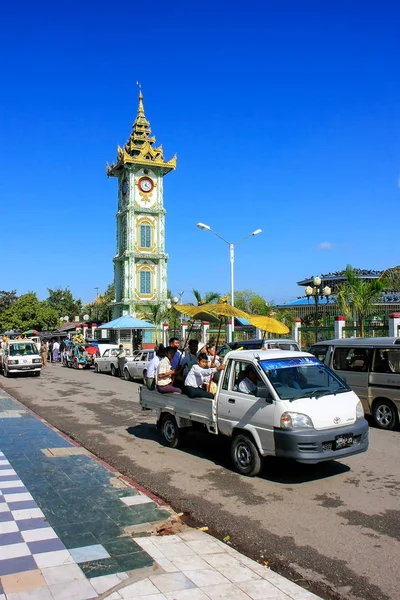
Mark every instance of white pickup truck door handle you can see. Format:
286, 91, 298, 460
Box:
228, 398, 235, 404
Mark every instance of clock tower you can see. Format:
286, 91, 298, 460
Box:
107, 90, 176, 317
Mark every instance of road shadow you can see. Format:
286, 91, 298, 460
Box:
126, 424, 350, 484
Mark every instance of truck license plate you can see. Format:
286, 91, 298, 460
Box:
335, 434, 353, 449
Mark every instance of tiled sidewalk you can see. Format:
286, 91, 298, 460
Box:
0, 388, 321, 600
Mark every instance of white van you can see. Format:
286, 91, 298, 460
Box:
310, 337, 400, 431
140, 350, 368, 476
1, 340, 42, 377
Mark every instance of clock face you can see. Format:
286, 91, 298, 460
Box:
138, 177, 154, 193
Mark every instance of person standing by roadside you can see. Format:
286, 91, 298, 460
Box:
48, 340, 53, 363
52, 339, 60, 363
116, 344, 126, 377
40, 340, 48, 367
59, 339, 66, 363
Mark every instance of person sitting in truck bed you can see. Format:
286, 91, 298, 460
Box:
156, 347, 182, 394
184, 352, 225, 399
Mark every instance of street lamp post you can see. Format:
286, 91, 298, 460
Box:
197, 223, 262, 341
305, 277, 332, 343
94, 287, 100, 320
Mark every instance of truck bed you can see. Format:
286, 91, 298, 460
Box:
139, 386, 216, 430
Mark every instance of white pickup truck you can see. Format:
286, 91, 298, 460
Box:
140, 349, 369, 476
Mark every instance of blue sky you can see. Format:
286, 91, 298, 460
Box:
1, 1, 399, 306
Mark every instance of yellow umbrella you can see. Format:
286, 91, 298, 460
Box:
200, 303, 250, 320
172, 304, 218, 322
246, 315, 290, 335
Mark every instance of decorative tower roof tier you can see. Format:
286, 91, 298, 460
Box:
107, 91, 176, 176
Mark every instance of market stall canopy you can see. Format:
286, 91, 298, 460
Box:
23, 329, 39, 335
98, 316, 155, 330
246, 315, 290, 335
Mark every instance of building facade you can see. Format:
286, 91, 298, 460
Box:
107, 90, 176, 318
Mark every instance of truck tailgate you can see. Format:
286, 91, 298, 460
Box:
140, 386, 214, 426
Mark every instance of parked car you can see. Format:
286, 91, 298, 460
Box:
309, 337, 400, 430
123, 349, 155, 381
0, 340, 42, 377
94, 347, 135, 376
218, 338, 300, 358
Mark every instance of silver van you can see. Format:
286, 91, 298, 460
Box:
309, 337, 400, 430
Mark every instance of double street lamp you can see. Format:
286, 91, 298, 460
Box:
305, 277, 332, 342
197, 223, 262, 341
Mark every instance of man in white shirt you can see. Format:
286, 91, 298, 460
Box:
184, 353, 225, 399
116, 344, 126, 378
156, 347, 182, 394
146, 345, 165, 390
238, 366, 259, 395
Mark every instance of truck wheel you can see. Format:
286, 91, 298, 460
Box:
161, 414, 183, 449
111, 364, 117, 377
34, 371, 41, 377
3, 367, 9, 378
372, 399, 399, 430
94, 363, 99, 373
231, 433, 263, 477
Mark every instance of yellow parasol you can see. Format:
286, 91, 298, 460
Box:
172, 304, 219, 322
246, 315, 290, 335
199, 303, 250, 320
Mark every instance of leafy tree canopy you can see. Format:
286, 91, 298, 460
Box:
234, 290, 270, 315
46, 287, 83, 320
0, 292, 59, 331
84, 284, 115, 322
0, 290, 18, 316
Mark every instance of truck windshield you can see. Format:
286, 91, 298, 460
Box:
9, 343, 38, 357
259, 356, 350, 401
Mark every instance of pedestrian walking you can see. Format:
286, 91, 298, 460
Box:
48, 340, 53, 363
52, 339, 60, 363
40, 341, 48, 367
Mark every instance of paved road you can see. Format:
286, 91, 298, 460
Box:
1, 365, 399, 600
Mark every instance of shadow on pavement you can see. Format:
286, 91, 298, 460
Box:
126, 424, 350, 484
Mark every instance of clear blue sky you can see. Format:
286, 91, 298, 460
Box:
1, 1, 399, 306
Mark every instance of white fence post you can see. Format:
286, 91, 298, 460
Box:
334, 316, 346, 339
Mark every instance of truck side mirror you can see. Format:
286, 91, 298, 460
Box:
256, 387, 274, 403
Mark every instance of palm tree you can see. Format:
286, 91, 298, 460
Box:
192, 289, 220, 306
136, 303, 167, 326
336, 265, 388, 337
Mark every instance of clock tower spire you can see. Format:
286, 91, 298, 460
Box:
107, 90, 176, 318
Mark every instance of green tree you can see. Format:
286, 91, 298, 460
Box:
192, 289, 220, 306
0, 293, 59, 331
85, 284, 115, 322
136, 303, 168, 326
234, 290, 269, 315
0, 290, 18, 317
46, 287, 83, 320
336, 265, 388, 337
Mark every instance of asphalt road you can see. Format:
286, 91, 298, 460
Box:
1, 364, 399, 600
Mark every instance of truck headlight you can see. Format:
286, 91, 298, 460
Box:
7, 359, 18, 365
356, 401, 364, 419
280, 412, 314, 430
33, 358, 42, 364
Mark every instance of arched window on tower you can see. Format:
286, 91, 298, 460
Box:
139, 269, 151, 295
140, 224, 151, 249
